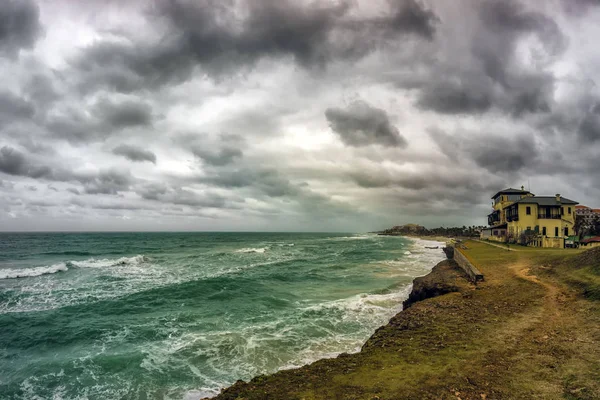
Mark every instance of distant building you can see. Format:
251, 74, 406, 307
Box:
575, 205, 600, 224
484, 187, 578, 248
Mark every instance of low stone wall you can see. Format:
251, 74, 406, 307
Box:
443, 244, 484, 283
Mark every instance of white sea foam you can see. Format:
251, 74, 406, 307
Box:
332, 235, 372, 240
69, 254, 150, 268
403, 250, 411, 255
235, 247, 267, 254
0, 263, 68, 280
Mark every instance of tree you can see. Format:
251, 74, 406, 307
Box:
591, 215, 600, 236
574, 215, 587, 236
518, 229, 537, 246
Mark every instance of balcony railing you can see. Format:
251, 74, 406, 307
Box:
506, 215, 519, 222
538, 214, 561, 219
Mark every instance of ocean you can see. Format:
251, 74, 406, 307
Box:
0, 232, 445, 399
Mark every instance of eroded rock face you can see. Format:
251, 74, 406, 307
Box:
402, 259, 467, 309
443, 246, 454, 259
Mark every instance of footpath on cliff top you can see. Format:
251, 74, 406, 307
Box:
205, 241, 600, 400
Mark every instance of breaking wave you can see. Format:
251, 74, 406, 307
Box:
235, 248, 268, 254
68, 255, 151, 268
0, 263, 68, 280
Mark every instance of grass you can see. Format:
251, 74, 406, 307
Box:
208, 242, 600, 400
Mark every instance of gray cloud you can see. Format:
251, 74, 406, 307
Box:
80, 170, 134, 195
200, 168, 300, 198
429, 129, 539, 174
0, 147, 135, 196
578, 105, 600, 143
94, 97, 153, 129
406, 0, 564, 118
325, 101, 407, 147
0, 91, 35, 125
45, 96, 153, 143
416, 79, 492, 114
70, 0, 439, 91
0, 0, 42, 57
136, 183, 229, 208
0, 146, 53, 179
112, 144, 157, 164
192, 147, 242, 166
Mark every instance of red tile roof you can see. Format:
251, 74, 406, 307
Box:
581, 236, 600, 243
576, 205, 590, 209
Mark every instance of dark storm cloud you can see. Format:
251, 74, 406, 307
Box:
386, 0, 438, 40
409, 0, 564, 118
476, 0, 565, 83
0, 146, 53, 179
0, 146, 135, 195
94, 97, 153, 128
80, 170, 134, 195
578, 105, 600, 143
0, 0, 42, 57
71, 0, 438, 91
136, 183, 229, 208
429, 129, 539, 174
0, 91, 35, 124
192, 147, 242, 166
416, 79, 492, 114
201, 168, 300, 198
45, 96, 153, 143
177, 133, 245, 166
325, 101, 407, 147
112, 144, 157, 164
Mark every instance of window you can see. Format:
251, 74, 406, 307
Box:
542, 227, 547, 236
564, 227, 568, 236
568, 207, 571, 214
555, 227, 559, 237
561, 207, 564, 215
526, 206, 531, 215
527, 226, 531, 231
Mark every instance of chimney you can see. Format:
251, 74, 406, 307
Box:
556, 193, 561, 202
521, 185, 524, 190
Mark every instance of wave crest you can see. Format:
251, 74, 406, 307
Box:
235, 248, 267, 254
0, 263, 68, 280
69, 255, 151, 268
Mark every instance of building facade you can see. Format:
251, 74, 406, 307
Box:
486, 187, 533, 241
575, 205, 600, 224
485, 188, 578, 248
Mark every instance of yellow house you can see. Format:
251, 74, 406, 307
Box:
487, 187, 533, 241
486, 188, 578, 248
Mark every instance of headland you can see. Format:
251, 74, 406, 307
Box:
204, 240, 600, 399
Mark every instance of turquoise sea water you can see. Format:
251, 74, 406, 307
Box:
0, 232, 444, 399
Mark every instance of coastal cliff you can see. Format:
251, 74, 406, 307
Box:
402, 259, 470, 309
203, 258, 471, 400
203, 240, 600, 399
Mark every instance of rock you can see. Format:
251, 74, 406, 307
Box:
402, 259, 470, 309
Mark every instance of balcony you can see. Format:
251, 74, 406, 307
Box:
538, 214, 561, 219
506, 215, 519, 222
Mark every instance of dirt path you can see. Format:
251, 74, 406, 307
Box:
510, 260, 561, 318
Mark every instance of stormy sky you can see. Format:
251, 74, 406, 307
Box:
1, 0, 600, 232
